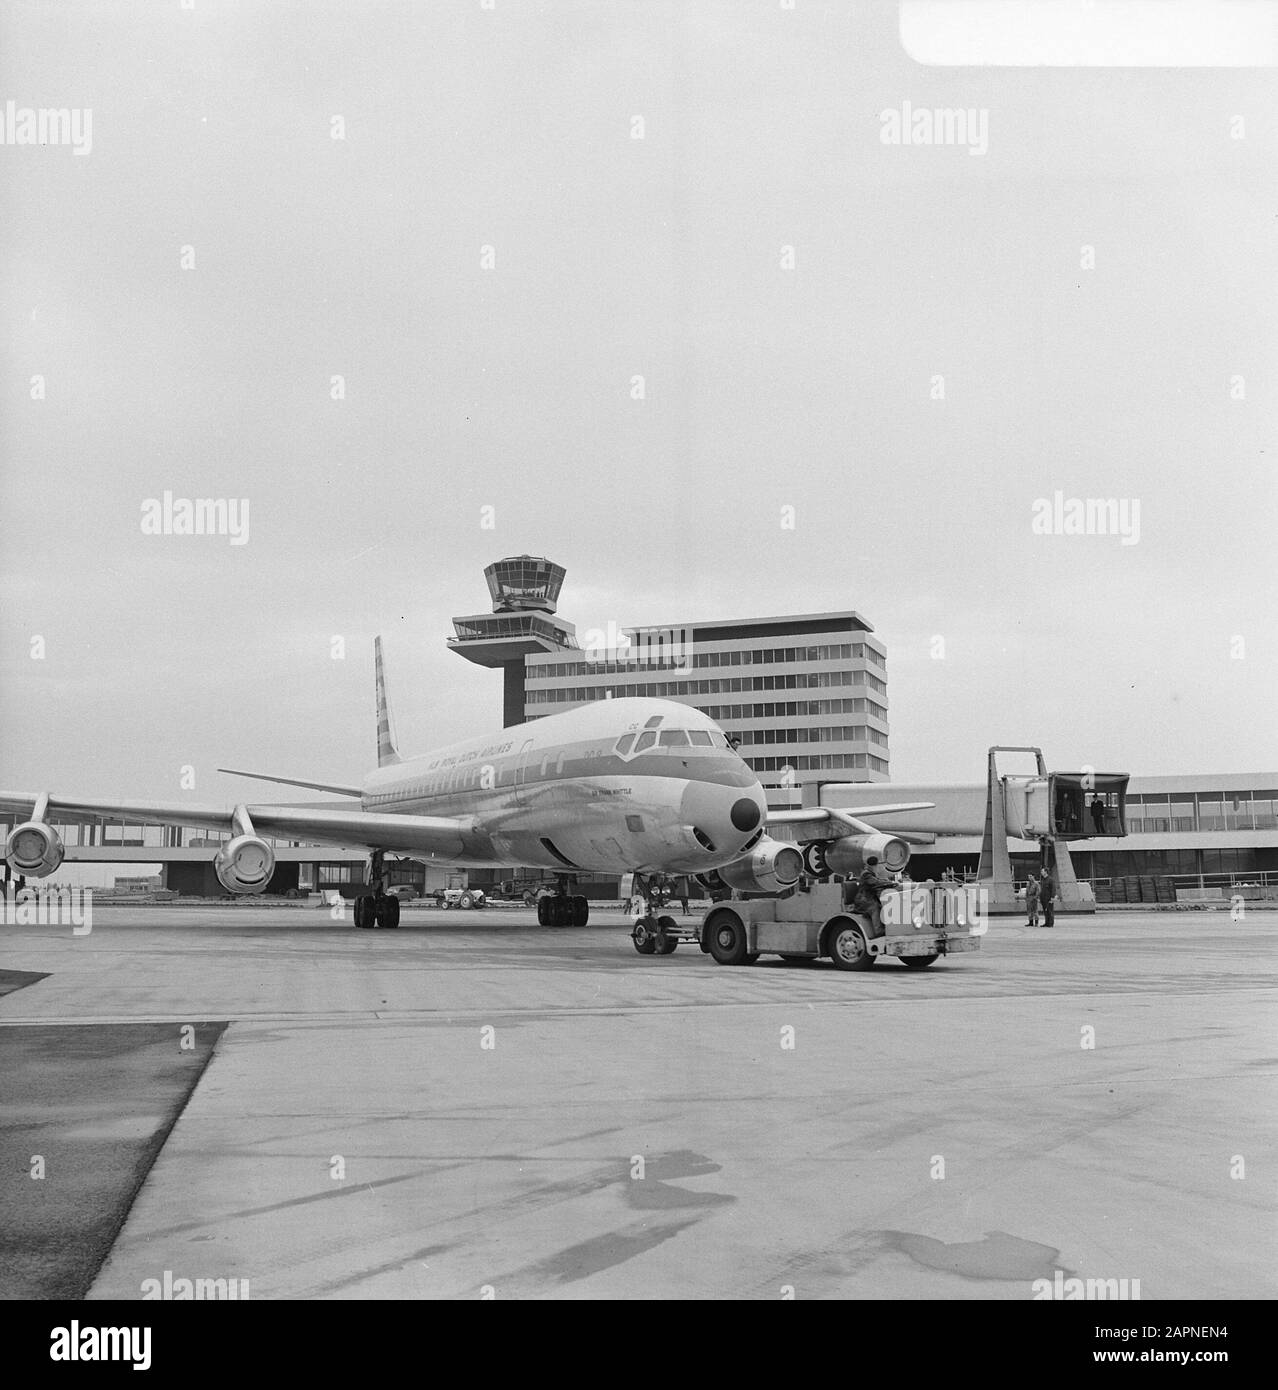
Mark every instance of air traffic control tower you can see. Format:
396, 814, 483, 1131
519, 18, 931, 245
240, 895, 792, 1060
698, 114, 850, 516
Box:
448, 556, 581, 726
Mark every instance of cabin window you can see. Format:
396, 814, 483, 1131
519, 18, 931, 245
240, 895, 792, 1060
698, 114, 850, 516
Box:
634, 730, 656, 753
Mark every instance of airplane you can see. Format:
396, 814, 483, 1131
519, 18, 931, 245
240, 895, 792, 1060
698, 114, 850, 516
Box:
0, 638, 933, 937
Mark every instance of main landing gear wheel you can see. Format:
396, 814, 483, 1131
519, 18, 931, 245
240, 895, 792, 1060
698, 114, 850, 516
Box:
827, 920, 875, 971
654, 915, 678, 954
540, 895, 585, 927
631, 922, 658, 954
901, 954, 938, 969
358, 849, 393, 930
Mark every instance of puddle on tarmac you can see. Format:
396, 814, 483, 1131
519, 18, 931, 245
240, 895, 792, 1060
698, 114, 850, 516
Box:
879, 1229, 1063, 1282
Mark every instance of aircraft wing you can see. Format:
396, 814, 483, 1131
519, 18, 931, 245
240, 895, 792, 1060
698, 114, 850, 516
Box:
768, 801, 936, 824
767, 802, 938, 846
0, 790, 470, 857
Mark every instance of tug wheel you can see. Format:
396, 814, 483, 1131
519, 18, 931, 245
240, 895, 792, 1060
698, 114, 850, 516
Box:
706, 910, 749, 966
827, 919, 875, 971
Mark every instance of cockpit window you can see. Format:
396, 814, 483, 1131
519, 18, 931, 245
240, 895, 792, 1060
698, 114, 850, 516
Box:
658, 729, 689, 747
687, 730, 713, 746
615, 733, 635, 755
708, 730, 730, 747
634, 730, 657, 753
643, 715, 663, 729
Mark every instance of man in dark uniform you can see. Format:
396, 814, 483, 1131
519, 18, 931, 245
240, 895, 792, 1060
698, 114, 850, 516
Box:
854, 855, 895, 935
1025, 871, 1041, 927
1090, 795, 1107, 835
1039, 863, 1058, 928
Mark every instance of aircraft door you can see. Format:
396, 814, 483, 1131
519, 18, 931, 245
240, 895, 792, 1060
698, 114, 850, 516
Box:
513, 738, 536, 807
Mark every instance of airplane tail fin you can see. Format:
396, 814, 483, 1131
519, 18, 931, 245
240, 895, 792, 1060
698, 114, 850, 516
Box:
374, 636, 402, 767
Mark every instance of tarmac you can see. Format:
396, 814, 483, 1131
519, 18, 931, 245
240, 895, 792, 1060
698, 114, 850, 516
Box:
1, 904, 1274, 1300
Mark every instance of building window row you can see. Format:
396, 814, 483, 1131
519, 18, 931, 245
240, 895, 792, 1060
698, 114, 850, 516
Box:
733, 725, 888, 748
1126, 791, 1278, 833
452, 614, 576, 647
1071, 847, 1261, 878
746, 753, 891, 774
527, 642, 884, 680
526, 670, 887, 704
699, 697, 888, 724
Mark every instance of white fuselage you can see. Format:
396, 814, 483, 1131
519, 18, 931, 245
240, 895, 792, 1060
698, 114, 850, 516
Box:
359, 698, 768, 875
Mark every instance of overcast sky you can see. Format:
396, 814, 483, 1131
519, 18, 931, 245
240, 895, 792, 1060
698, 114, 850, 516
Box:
2, 0, 1275, 821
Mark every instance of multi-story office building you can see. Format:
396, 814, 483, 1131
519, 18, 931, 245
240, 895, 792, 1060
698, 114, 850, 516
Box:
523, 611, 891, 800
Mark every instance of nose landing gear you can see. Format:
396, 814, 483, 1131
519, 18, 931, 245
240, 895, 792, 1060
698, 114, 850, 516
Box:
628, 873, 693, 956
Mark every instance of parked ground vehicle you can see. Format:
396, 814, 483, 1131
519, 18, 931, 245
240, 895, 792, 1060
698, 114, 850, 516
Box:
631, 880, 984, 967
436, 887, 486, 910
489, 876, 558, 906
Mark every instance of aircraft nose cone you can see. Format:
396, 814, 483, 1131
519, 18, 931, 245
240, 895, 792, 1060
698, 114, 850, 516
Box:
730, 797, 761, 832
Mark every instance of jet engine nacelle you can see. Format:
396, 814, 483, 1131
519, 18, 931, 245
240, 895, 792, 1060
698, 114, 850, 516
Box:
213, 834, 275, 894
822, 833, 911, 878
717, 837, 804, 894
5, 821, 65, 878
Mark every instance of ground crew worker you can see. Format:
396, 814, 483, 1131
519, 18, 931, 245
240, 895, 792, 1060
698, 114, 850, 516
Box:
1025, 872, 1041, 927
855, 855, 894, 935
1040, 864, 1058, 928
